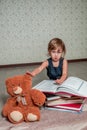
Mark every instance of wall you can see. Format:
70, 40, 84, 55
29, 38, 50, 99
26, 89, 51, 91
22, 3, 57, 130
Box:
0, 0, 87, 65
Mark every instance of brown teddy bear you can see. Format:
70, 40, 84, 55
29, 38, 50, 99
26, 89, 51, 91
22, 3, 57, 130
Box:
2, 73, 46, 124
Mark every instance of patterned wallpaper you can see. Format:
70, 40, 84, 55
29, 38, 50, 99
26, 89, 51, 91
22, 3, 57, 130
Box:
0, 0, 87, 65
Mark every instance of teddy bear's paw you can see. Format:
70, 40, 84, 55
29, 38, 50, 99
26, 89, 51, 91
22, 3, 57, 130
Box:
27, 113, 38, 121
10, 111, 23, 122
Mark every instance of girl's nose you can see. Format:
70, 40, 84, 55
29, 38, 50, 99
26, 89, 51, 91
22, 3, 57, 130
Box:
55, 52, 58, 56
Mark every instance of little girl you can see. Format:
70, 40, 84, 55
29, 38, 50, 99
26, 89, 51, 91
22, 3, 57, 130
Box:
27, 38, 68, 84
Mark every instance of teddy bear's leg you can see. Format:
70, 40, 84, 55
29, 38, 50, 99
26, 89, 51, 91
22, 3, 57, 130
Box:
24, 107, 40, 122
8, 107, 24, 124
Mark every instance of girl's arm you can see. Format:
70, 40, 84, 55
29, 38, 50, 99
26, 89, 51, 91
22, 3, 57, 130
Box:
55, 59, 68, 84
26, 60, 48, 77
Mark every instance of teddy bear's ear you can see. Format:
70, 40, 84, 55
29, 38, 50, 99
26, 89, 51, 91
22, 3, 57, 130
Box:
5, 78, 15, 96
23, 73, 32, 88
5, 78, 11, 86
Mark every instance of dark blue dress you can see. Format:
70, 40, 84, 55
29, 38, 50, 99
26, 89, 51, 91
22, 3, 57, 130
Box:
46, 57, 64, 80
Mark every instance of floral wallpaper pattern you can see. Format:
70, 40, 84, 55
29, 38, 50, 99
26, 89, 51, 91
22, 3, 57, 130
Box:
0, 0, 87, 65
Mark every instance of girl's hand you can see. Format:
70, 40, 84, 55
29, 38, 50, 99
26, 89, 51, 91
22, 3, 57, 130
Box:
55, 74, 67, 84
55, 79, 64, 84
26, 71, 34, 77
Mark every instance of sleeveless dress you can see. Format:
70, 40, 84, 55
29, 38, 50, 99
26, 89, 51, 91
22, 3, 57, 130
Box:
46, 57, 64, 80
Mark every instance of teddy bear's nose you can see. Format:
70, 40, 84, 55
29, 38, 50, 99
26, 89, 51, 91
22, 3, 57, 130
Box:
13, 87, 22, 94
13, 87, 17, 91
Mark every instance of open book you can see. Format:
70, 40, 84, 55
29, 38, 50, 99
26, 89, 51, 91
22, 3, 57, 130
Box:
33, 76, 87, 97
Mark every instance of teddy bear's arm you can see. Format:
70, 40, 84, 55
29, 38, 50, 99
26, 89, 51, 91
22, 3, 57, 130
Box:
6, 97, 17, 106
31, 89, 46, 106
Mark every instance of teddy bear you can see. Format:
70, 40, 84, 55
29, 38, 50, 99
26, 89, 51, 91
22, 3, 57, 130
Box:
2, 73, 46, 124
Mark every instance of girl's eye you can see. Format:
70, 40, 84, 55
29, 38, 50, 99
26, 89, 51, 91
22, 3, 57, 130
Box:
57, 50, 62, 53
57, 49, 62, 53
52, 51, 62, 53
52, 51, 56, 53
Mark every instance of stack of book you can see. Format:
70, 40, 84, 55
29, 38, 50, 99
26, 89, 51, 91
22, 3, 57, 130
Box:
45, 95, 86, 113
33, 76, 87, 113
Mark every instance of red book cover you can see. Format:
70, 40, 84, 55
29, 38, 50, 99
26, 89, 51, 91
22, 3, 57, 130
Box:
49, 103, 83, 111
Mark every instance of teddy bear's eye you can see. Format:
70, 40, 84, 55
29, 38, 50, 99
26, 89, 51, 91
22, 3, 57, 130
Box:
12, 84, 15, 88
18, 84, 20, 86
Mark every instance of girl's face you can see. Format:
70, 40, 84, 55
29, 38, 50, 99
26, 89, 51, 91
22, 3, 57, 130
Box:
49, 47, 63, 62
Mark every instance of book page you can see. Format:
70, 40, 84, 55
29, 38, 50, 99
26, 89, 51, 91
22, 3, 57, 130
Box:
61, 77, 84, 91
47, 95, 60, 101
33, 80, 60, 93
77, 81, 87, 96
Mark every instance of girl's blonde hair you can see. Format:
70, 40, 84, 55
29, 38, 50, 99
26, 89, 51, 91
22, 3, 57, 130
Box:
48, 38, 66, 57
